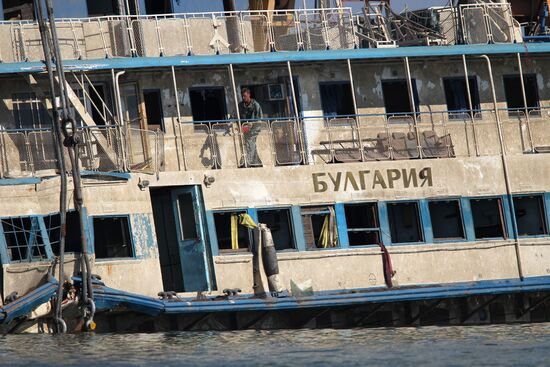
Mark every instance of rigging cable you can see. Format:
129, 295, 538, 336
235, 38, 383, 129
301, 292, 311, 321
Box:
34, 0, 96, 331
33, 0, 68, 334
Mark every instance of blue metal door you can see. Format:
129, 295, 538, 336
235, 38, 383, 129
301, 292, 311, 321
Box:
171, 186, 212, 292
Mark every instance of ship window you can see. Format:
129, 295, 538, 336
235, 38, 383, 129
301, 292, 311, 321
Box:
213, 211, 251, 252
301, 206, 339, 249
46, 211, 84, 255
86, 0, 120, 16
241, 82, 299, 118
189, 87, 227, 122
3, 0, 35, 20
388, 202, 423, 243
428, 200, 465, 240
513, 196, 548, 236
382, 79, 420, 116
143, 89, 165, 132
257, 208, 295, 251
319, 82, 355, 117
470, 198, 506, 239
503, 74, 540, 116
12, 93, 51, 129
144, 0, 172, 15
1, 217, 48, 262
93, 216, 133, 259
443, 77, 480, 117
176, 193, 198, 241
344, 203, 380, 246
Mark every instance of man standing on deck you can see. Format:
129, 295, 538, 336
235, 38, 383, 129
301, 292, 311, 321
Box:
239, 88, 263, 167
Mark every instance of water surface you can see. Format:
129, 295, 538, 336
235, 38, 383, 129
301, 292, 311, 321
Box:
1, 323, 548, 366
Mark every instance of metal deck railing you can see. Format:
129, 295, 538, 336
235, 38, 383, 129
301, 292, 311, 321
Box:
0, 8, 357, 63
0, 107, 549, 178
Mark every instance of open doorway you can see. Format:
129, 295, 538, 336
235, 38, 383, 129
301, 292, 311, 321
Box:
143, 89, 165, 132
150, 186, 214, 292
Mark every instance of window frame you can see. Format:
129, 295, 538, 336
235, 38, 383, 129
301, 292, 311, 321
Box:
342, 202, 382, 248
0, 215, 54, 264
469, 196, 508, 241
91, 215, 135, 261
386, 200, 425, 245
300, 204, 340, 250
318, 81, 356, 118
512, 194, 549, 238
502, 74, 541, 117
212, 209, 253, 254
256, 206, 297, 252
442, 76, 482, 119
427, 198, 467, 243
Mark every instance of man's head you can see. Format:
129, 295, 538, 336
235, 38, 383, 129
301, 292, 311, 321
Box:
241, 88, 251, 104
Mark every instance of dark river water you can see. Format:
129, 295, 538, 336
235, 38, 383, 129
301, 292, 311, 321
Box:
1, 323, 548, 366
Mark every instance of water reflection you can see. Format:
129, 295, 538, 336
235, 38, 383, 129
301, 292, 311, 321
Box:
1, 323, 549, 366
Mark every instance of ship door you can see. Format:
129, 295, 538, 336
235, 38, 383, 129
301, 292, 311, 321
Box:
120, 82, 150, 168
150, 186, 213, 293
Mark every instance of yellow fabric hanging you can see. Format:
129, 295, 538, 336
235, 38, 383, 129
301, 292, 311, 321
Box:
318, 207, 338, 248
231, 214, 239, 250
231, 213, 258, 250
319, 215, 330, 248
238, 213, 258, 229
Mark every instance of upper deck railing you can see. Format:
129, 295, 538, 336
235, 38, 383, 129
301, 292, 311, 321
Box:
0, 8, 356, 63
1, 107, 549, 179
0, 2, 534, 64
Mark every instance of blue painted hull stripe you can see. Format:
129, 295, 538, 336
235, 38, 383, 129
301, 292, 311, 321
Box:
91, 275, 550, 315
6, 43, 550, 75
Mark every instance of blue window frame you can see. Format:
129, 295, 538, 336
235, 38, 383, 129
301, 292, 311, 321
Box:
92, 215, 134, 260
344, 202, 381, 247
257, 207, 296, 251
470, 197, 507, 240
301, 205, 339, 250
513, 195, 549, 237
387, 201, 424, 244
428, 199, 466, 241
212, 209, 252, 253
0, 216, 53, 263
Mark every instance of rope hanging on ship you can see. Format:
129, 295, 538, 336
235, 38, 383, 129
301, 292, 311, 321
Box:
33, 0, 95, 333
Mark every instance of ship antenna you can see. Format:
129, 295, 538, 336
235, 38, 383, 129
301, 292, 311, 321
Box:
34, 0, 96, 332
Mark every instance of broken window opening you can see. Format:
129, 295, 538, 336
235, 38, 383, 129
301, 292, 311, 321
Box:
214, 210, 251, 252
470, 198, 507, 239
513, 195, 548, 237
1, 216, 48, 262
143, 89, 165, 132
503, 74, 540, 116
428, 200, 465, 240
12, 93, 51, 130
241, 81, 298, 119
190, 87, 228, 122
382, 79, 420, 117
46, 211, 83, 255
319, 81, 355, 118
144, 0, 172, 15
388, 202, 424, 244
257, 208, 295, 251
301, 206, 339, 249
443, 76, 481, 118
93, 216, 133, 259
3, 0, 35, 20
86, 0, 120, 16
344, 203, 381, 246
